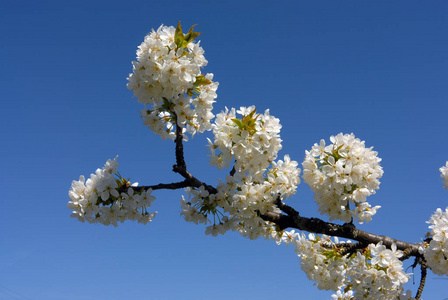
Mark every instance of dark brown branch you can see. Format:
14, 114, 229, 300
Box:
416, 258, 427, 299
164, 111, 217, 195
119, 180, 191, 194
260, 197, 420, 256
174, 115, 186, 169
400, 247, 417, 261
338, 241, 369, 256
230, 164, 236, 177
172, 165, 218, 194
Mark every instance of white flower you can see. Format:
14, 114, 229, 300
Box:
103, 155, 119, 174
330, 290, 354, 300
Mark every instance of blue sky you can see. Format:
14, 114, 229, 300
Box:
1, 0, 447, 299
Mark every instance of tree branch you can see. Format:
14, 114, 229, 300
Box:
119, 180, 191, 193
260, 197, 421, 256
174, 115, 186, 169
172, 165, 218, 194
416, 258, 427, 299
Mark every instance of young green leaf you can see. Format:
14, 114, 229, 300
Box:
231, 118, 244, 130
184, 24, 201, 45
174, 21, 184, 49
193, 75, 212, 86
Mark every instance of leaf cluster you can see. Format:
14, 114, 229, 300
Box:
231, 109, 259, 135
175, 21, 201, 50
187, 75, 213, 97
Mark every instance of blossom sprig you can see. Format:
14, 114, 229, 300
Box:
200, 106, 301, 240
67, 156, 157, 226
419, 163, 448, 277
346, 242, 409, 299
422, 207, 448, 276
127, 22, 218, 140
292, 234, 409, 299
180, 187, 222, 223
209, 106, 284, 181
293, 233, 350, 291
302, 133, 383, 223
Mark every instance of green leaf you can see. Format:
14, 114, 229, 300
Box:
184, 24, 201, 45
231, 118, 244, 129
187, 87, 200, 97
174, 21, 184, 48
193, 75, 212, 86
241, 109, 258, 134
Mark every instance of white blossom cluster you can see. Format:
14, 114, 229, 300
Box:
208, 106, 283, 180
346, 242, 409, 299
68, 157, 157, 226
291, 233, 409, 299
424, 207, 448, 276
440, 161, 448, 190
421, 163, 448, 276
180, 186, 213, 226
302, 133, 383, 223
127, 24, 218, 140
213, 107, 301, 239
179, 106, 301, 239
293, 233, 349, 291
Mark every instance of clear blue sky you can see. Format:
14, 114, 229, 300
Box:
1, 1, 447, 299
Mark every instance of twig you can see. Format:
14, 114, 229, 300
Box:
415, 258, 427, 299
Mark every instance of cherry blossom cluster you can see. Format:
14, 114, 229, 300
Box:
214, 107, 300, 239
421, 163, 448, 276
127, 23, 218, 140
291, 233, 409, 299
67, 157, 157, 226
302, 133, 383, 223
208, 106, 283, 180
180, 186, 215, 226
293, 233, 349, 291
179, 106, 301, 239
346, 242, 409, 299
423, 207, 448, 275
440, 161, 448, 190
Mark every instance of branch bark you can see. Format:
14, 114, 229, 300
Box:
119, 180, 191, 193
260, 198, 421, 256
416, 258, 427, 299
